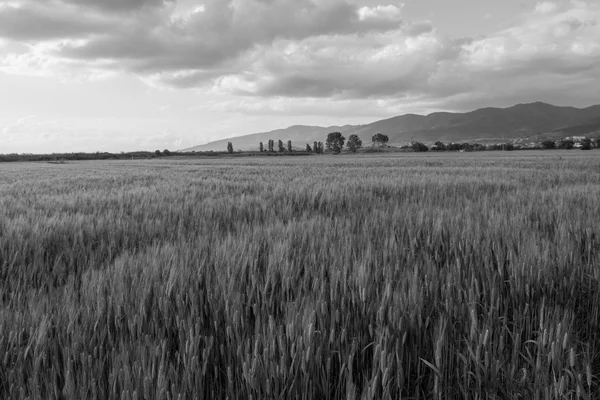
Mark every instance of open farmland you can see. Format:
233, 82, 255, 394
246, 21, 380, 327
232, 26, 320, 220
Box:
1, 152, 600, 399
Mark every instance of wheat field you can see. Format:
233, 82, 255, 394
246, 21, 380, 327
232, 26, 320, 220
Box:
1, 151, 599, 399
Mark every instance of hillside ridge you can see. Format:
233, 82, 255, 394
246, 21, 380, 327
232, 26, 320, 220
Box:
182, 102, 600, 151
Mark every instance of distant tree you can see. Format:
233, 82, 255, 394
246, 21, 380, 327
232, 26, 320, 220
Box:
163, 149, 171, 156
155, 150, 161, 157
313, 141, 319, 154
580, 138, 592, 150
472, 143, 486, 151
431, 141, 446, 151
278, 139, 285, 152
502, 143, 514, 151
461, 143, 474, 152
445, 143, 461, 151
541, 140, 556, 149
557, 139, 574, 150
268, 140, 274, 152
593, 137, 600, 148
346, 134, 362, 153
372, 133, 389, 147
287, 140, 293, 152
318, 142, 324, 154
227, 142, 233, 154
306, 143, 312, 152
488, 143, 503, 151
259, 142, 264, 152
411, 141, 429, 152
326, 132, 345, 153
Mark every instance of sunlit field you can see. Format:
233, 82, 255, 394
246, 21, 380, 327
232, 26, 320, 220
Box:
1, 151, 599, 399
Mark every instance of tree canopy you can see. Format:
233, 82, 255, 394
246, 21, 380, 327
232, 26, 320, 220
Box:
326, 132, 345, 153
346, 134, 362, 153
372, 133, 389, 147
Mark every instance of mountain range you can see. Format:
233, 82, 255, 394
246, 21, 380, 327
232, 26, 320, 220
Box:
182, 102, 600, 152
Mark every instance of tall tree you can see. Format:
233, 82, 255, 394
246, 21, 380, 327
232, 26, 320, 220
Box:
326, 132, 345, 153
372, 133, 389, 147
346, 134, 362, 153
227, 142, 233, 154
306, 143, 312, 152
268, 139, 274, 152
259, 142, 264, 152
313, 141, 318, 154
278, 139, 285, 152
287, 140, 293, 152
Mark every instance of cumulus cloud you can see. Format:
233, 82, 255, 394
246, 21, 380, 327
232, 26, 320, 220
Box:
0, 0, 599, 112
211, 30, 461, 99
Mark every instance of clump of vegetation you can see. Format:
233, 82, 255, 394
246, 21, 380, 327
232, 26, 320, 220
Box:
411, 141, 429, 152
1, 153, 600, 399
557, 139, 575, 150
541, 140, 556, 149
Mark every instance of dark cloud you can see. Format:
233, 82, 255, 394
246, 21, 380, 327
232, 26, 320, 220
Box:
0, 0, 599, 113
55, 0, 405, 72
0, 3, 112, 40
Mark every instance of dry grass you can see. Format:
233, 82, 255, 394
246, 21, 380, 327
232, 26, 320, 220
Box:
1, 151, 600, 399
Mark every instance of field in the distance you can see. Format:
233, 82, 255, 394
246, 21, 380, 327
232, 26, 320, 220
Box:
1, 151, 599, 399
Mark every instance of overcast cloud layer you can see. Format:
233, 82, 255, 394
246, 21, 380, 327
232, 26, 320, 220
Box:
1, 0, 600, 152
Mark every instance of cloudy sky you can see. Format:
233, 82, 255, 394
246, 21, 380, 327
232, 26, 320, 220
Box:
1, 0, 599, 153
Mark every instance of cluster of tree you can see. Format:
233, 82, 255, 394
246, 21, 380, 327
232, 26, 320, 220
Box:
429, 141, 489, 151
254, 132, 364, 156
257, 139, 297, 153
241, 134, 600, 157
411, 141, 429, 152
542, 138, 599, 150
324, 132, 363, 154
312, 141, 325, 154
0, 150, 203, 163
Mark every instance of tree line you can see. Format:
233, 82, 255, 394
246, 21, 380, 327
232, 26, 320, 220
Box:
228, 133, 386, 154
225, 133, 600, 154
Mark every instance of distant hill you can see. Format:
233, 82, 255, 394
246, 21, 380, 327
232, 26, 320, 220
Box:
182, 102, 600, 151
